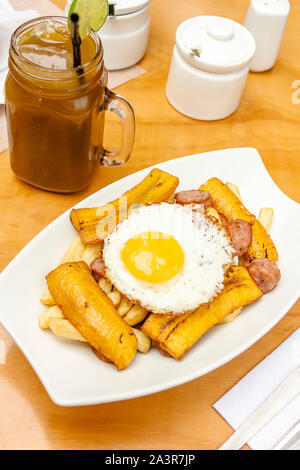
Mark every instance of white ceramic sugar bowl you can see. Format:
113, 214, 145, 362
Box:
166, 16, 256, 121
99, 0, 152, 70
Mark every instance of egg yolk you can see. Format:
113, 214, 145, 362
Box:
121, 231, 184, 284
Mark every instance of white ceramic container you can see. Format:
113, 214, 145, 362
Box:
165, 16, 256, 121
244, 0, 290, 72
99, 0, 151, 70
65, 0, 151, 70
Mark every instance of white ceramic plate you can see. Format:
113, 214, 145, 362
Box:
1, 148, 299, 406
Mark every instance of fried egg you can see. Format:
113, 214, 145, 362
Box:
103, 203, 234, 314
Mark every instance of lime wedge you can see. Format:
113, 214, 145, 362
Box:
68, 0, 109, 38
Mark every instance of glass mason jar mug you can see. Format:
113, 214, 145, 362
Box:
5, 16, 135, 193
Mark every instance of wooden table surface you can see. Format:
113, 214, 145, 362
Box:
0, 0, 299, 450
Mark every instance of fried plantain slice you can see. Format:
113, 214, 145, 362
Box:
200, 178, 278, 261
47, 261, 137, 370
70, 169, 179, 245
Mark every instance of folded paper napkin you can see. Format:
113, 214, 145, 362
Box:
0, 0, 145, 153
214, 328, 300, 450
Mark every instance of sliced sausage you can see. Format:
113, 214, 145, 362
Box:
227, 219, 252, 256
247, 258, 281, 294
175, 190, 213, 209
90, 256, 106, 282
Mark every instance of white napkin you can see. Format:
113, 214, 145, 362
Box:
214, 328, 300, 450
0, 0, 39, 102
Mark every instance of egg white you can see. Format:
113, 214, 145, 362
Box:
103, 203, 234, 314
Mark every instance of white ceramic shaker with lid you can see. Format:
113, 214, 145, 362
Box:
244, 0, 290, 72
99, 0, 152, 70
165, 16, 256, 121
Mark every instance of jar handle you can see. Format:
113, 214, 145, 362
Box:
99, 87, 135, 166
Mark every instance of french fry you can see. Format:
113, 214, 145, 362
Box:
70, 169, 179, 245
39, 305, 64, 330
98, 277, 112, 294
47, 262, 137, 370
81, 243, 103, 266
117, 297, 134, 317
48, 318, 87, 342
132, 328, 152, 354
40, 235, 86, 305
200, 178, 278, 261
107, 287, 122, 307
123, 304, 148, 326
40, 287, 56, 306
142, 266, 262, 360
219, 307, 243, 324
258, 208, 273, 233
60, 235, 85, 263
226, 182, 242, 201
